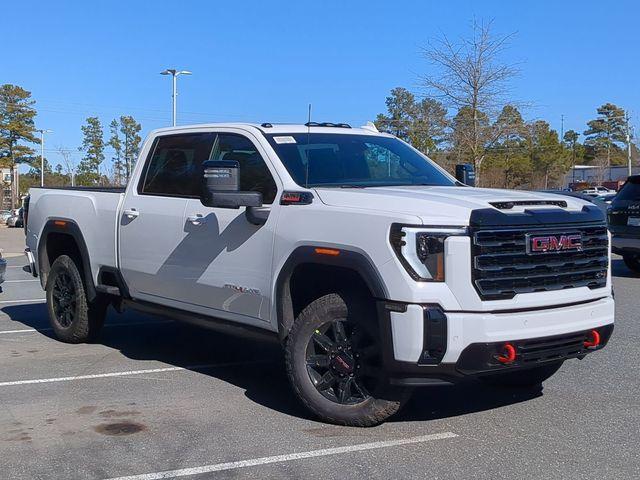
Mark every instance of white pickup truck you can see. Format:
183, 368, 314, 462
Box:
24, 122, 614, 426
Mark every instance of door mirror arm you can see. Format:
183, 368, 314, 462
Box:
245, 206, 270, 226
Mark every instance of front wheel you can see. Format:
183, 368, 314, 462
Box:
623, 255, 640, 273
285, 293, 409, 427
46, 255, 108, 343
479, 362, 563, 388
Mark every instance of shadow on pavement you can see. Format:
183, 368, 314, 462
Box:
2, 303, 543, 424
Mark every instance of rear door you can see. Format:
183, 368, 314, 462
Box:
119, 131, 216, 306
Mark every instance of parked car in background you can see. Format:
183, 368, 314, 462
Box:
608, 175, 640, 272
581, 186, 616, 197
595, 193, 617, 205
537, 190, 608, 212
0, 210, 12, 223
6, 208, 24, 228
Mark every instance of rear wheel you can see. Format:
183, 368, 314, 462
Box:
46, 255, 108, 343
623, 254, 640, 273
479, 362, 563, 388
285, 293, 409, 427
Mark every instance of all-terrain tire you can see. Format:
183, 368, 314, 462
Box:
285, 293, 409, 427
479, 361, 563, 388
46, 255, 108, 343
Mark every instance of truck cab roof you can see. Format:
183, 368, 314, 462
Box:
148, 122, 392, 138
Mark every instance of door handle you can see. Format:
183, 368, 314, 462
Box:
123, 208, 139, 219
187, 214, 205, 226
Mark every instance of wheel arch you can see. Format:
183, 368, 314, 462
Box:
37, 219, 97, 302
274, 245, 388, 341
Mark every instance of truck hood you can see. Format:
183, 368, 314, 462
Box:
313, 186, 591, 225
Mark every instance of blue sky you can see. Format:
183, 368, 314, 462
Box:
4, 0, 639, 171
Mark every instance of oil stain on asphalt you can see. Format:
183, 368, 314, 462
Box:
94, 421, 146, 436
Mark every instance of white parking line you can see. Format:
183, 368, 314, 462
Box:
104, 432, 458, 480
0, 319, 172, 335
0, 361, 264, 387
3, 279, 39, 283
0, 299, 45, 304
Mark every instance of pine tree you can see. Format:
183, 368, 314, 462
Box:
0, 84, 38, 207
77, 117, 105, 185
108, 119, 124, 185
120, 116, 142, 181
584, 103, 626, 169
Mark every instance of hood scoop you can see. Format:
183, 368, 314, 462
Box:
490, 200, 567, 210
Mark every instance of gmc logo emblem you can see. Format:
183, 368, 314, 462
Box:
526, 234, 583, 254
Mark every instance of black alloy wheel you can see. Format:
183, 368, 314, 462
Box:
305, 318, 375, 405
51, 271, 77, 328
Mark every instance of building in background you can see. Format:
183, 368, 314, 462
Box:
563, 165, 640, 190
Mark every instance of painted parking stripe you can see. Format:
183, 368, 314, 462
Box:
104, 432, 458, 480
0, 319, 172, 335
0, 361, 264, 387
3, 279, 39, 283
0, 299, 45, 304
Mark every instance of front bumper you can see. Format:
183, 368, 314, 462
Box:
378, 296, 615, 385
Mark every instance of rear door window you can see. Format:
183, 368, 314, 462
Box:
139, 133, 216, 197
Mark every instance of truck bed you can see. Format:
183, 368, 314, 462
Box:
26, 187, 125, 287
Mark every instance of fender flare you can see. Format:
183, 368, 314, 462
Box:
274, 245, 388, 340
38, 219, 97, 302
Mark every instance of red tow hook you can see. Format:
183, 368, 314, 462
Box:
497, 343, 517, 364
584, 329, 601, 349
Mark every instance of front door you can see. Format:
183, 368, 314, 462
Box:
176, 131, 280, 324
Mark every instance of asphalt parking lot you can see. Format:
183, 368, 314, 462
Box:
1, 226, 639, 480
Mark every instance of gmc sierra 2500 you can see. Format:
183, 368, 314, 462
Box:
24, 122, 614, 426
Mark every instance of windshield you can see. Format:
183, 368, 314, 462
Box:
264, 133, 456, 188
615, 178, 640, 202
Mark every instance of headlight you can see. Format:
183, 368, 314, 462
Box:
390, 225, 468, 281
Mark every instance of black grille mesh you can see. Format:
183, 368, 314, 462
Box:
472, 225, 608, 300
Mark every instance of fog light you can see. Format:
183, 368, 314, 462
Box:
584, 329, 601, 349
497, 343, 517, 364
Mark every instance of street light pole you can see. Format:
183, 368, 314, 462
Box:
36, 129, 53, 187
160, 69, 192, 126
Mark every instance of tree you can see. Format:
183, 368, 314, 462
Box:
108, 119, 124, 185
483, 105, 531, 188
77, 117, 105, 185
0, 84, 39, 208
375, 88, 448, 155
57, 146, 76, 186
527, 121, 566, 189
583, 103, 627, 170
420, 20, 519, 184
119, 115, 142, 181
409, 98, 448, 154
375, 87, 416, 141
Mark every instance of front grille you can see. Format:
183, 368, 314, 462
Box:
472, 224, 608, 300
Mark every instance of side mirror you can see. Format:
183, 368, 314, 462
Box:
201, 160, 262, 209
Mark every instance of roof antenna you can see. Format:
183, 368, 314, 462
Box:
305, 103, 312, 188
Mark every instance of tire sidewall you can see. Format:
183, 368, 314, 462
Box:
285, 293, 405, 426
46, 255, 92, 343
